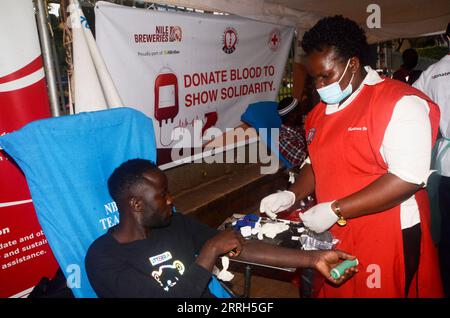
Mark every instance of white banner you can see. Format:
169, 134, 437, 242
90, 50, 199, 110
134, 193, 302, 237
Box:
95, 1, 294, 151
69, 0, 123, 113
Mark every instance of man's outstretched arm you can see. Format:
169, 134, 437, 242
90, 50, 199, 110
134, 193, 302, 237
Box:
236, 240, 357, 284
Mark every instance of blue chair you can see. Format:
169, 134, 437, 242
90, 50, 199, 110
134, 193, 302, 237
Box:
0, 107, 230, 298
0, 108, 157, 297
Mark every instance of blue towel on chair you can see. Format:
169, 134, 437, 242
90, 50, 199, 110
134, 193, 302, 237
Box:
0, 108, 157, 298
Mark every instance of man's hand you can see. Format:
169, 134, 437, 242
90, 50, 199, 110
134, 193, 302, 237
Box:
196, 230, 245, 272
260, 190, 296, 219
311, 250, 358, 285
204, 229, 246, 257
299, 201, 338, 233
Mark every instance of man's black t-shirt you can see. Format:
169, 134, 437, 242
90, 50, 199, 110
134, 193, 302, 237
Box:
85, 213, 219, 298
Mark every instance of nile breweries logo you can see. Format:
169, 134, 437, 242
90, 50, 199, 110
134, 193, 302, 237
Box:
169, 26, 182, 42
222, 27, 238, 54
134, 26, 182, 43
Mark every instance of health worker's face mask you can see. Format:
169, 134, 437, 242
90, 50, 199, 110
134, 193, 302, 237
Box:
316, 59, 354, 104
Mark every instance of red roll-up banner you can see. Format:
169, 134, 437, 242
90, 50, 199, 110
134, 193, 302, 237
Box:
0, 0, 58, 298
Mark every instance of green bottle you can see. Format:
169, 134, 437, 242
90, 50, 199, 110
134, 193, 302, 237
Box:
330, 259, 359, 279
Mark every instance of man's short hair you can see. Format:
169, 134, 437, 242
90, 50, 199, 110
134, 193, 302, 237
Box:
446, 22, 450, 37
107, 159, 159, 204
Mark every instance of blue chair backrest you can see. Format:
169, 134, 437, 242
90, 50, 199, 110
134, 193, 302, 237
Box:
0, 108, 157, 297
0, 107, 232, 298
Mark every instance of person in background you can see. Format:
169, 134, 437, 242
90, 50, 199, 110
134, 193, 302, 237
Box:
278, 97, 308, 167
393, 48, 422, 85
279, 75, 318, 174
413, 22, 450, 297
259, 15, 443, 298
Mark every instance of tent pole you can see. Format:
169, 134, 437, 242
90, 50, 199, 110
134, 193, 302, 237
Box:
35, 0, 61, 117
50, 33, 66, 114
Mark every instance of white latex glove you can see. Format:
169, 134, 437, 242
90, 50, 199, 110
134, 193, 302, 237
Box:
259, 190, 296, 219
299, 201, 338, 233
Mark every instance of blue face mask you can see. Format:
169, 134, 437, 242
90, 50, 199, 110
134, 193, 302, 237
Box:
317, 59, 354, 104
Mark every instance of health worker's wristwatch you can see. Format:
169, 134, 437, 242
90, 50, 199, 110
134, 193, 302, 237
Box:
332, 200, 347, 226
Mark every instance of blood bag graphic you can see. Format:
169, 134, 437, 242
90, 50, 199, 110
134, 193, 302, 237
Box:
154, 70, 179, 125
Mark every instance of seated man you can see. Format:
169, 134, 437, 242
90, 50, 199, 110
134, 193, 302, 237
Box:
85, 159, 357, 298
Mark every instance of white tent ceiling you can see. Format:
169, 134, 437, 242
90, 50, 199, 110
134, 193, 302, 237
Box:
149, 0, 450, 43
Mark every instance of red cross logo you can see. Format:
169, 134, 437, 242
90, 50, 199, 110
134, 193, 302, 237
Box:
268, 28, 281, 51
271, 34, 279, 46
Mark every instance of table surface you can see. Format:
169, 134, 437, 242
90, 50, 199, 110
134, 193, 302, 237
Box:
218, 213, 306, 272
